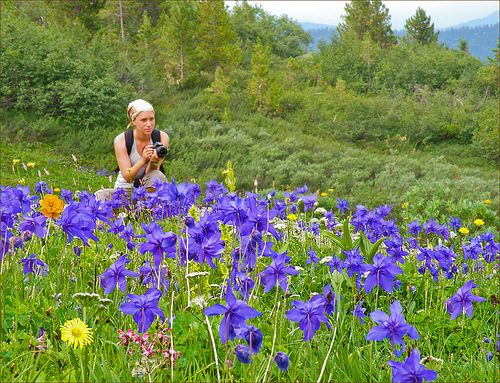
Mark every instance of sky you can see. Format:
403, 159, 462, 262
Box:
225, 1, 499, 30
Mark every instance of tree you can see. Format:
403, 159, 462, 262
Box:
230, 1, 311, 62
404, 7, 438, 45
337, 0, 396, 48
197, 0, 241, 74
156, 1, 198, 84
459, 38, 469, 54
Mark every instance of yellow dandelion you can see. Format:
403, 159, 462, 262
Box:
483, 199, 491, 204
287, 213, 298, 221
17, 178, 26, 185
474, 218, 485, 227
53, 187, 61, 193
60, 318, 93, 349
320, 192, 328, 197
26, 162, 36, 168
401, 202, 409, 209
12, 159, 20, 165
458, 227, 469, 235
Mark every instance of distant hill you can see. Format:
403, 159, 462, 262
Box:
451, 11, 499, 28
437, 24, 499, 60
301, 17, 499, 61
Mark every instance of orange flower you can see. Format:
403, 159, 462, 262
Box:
40, 194, 65, 219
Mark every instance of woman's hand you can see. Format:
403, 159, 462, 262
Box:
148, 149, 163, 168
141, 145, 155, 163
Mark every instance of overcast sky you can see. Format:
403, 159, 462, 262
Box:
226, 1, 499, 29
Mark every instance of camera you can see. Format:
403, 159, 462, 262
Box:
152, 142, 168, 158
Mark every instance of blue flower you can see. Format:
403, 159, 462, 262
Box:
363, 254, 403, 294
336, 198, 349, 214
139, 261, 170, 294
286, 295, 330, 341
204, 282, 261, 344
388, 349, 437, 383
366, 300, 419, 357
301, 194, 317, 212
18, 214, 47, 239
235, 344, 252, 364
138, 222, 177, 267
99, 255, 139, 295
259, 252, 299, 293
236, 325, 263, 354
352, 300, 366, 324
306, 246, 319, 268
120, 288, 165, 333
274, 351, 290, 371
445, 279, 486, 320
19, 254, 49, 276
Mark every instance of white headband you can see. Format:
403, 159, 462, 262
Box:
127, 99, 154, 125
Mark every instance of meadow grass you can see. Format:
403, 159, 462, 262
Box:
0, 155, 498, 382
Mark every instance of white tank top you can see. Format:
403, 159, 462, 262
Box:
114, 137, 152, 189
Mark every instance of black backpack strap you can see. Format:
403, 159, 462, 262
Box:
151, 129, 160, 143
114, 130, 134, 173
125, 129, 134, 155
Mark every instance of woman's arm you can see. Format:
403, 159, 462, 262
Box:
146, 131, 170, 173
114, 133, 152, 183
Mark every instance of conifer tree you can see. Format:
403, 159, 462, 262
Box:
197, 0, 241, 74
337, 0, 396, 48
404, 7, 438, 45
156, 1, 198, 84
248, 40, 271, 112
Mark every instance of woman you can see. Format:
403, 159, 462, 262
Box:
95, 99, 168, 201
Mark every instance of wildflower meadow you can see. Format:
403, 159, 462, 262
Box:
0, 170, 498, 382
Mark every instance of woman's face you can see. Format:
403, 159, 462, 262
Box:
133, 111, 155, 136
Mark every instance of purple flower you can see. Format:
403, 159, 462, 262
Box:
445, 279, 486, 320
301, 194, 317, 212
57, 203, 99, 246
352, 300, 366, 324
274, 351, 290, 371
138, 223, 177, 267
448, 216, 462, 231
286, 295, 331, 341
236, 325, 263, 354
407, 220, 422, 237
259, 252, 299, 293
295, 185, 308, 194
18, 214, 47, 239
343, 249, 366, 277
306, 246, 319, 268
204, 283, 261, 344
336, 198, 349, 214
326, 255, 345, 273
99, 255, 139, 295
388, 349, 437, 383
139, 261, 170, 293
120, 288, 165, 333
19, 254, 49, 276
363, 254, 403, 294
486, 351, 493, 362
190, 233, 225, 268
235, 344, 252, 364
366, 300, 419, 357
